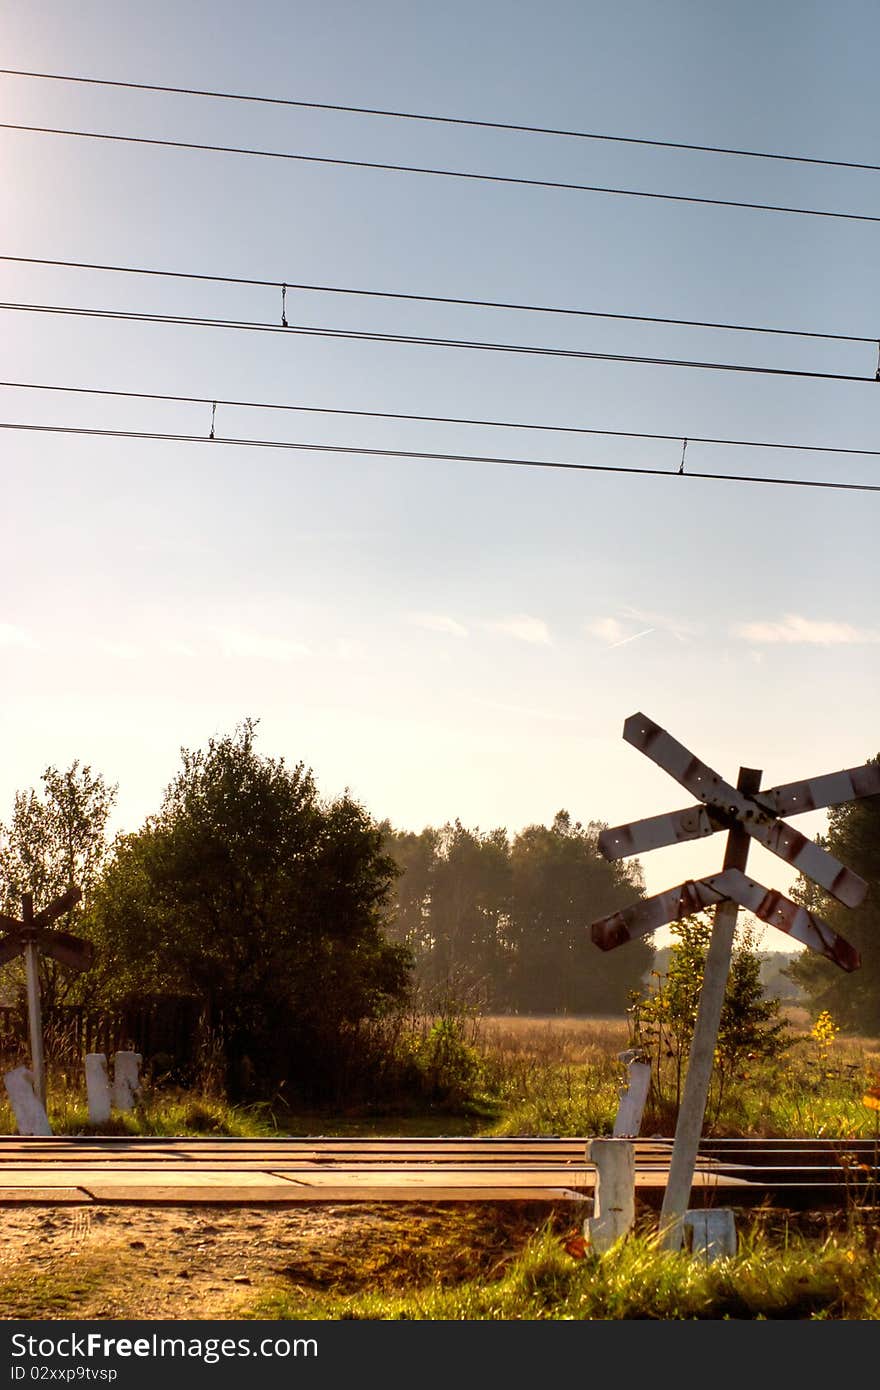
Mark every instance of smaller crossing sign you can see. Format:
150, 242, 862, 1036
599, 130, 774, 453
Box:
591, 712, 875, 1251
0, 886, 91, 1108
0, 884, 93, 972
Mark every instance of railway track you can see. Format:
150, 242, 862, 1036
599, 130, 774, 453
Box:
0, 1135, 876, 1208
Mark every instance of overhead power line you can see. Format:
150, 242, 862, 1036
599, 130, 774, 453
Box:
2, 66, 878, 176
2, 300, 875, 384
3, 121, 880, 227
1, 253, 873, 345
4, 376, 880, 460
2, 419, 876, 493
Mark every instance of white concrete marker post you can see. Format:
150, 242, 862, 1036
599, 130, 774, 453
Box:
85, 1053, 112, 1124
21, 893, 47, 1111
586, 1138, 636, 1252
1, 886, 91, 1120
683, 1209, 738, 1263
657, 766, 761, 1251
612, 1051, 651, 1139
4, 1065, 52, 1136
112, 1051, 142, 1112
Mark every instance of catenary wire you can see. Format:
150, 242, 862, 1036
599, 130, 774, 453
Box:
1, 301, 876, 384
2, 66, 879, 175
3, 121, 880, 227
2, 419, 877, 492
1, 253, 873, 345
4, 376, 880, 459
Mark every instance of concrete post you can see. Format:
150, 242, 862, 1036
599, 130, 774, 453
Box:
112, 1051, 142, 1111
612, 1051, 651, 1138
4, 1065, 52, 1136
683, 1209, 738, 1262
85, 1053, 112, 1123
658, 766, 762, 1251
22, 892, 47, 1110
585, 1138, 635, 1252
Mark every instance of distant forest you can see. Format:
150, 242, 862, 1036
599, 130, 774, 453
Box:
381, 811, 652, 1015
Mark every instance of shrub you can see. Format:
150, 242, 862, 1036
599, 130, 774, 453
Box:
628, 913, 791, 1130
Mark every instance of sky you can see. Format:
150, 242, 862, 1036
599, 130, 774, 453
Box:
2, 2, 879, 949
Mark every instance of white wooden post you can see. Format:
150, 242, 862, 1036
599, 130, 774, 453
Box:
21, 893, 47, 1110
658, 766, 761, 1251
612, 1050, 651, 1138
85, 1053, 112, 1123
683, 1209, 738, 1262
585, 1138, 635, 1252
112, 1051, 142, 1111
4, 1065, 52, 1136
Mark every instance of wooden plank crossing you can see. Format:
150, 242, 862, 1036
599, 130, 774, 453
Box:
1, 1135, 870, 1207
0, 1136, 750, 1206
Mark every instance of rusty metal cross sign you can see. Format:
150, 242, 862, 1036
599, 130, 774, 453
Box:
591, 713, 877, 1249
0, 886, 92, 1108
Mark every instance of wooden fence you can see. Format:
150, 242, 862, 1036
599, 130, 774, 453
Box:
0, 996, 204, 1080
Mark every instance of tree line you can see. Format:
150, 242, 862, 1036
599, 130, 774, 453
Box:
1, 721, 877, 1101
382, 814, 649, 1014
0, 722, 649, 1098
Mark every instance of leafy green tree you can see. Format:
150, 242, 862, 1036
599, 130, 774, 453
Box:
385, 810, 648, 1013
427, 822, 512, 998
0, 763, 116, 1004
383, 821, 512, 1002
629, 913, 790, 1128
788, 759, 880, 1034
381, 824, 442, 963
89, 721, 410, 1099
506, 811, 649, 1014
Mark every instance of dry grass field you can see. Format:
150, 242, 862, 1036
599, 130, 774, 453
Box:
479, 1013, 630, 1051
468, 1009, 880, 1139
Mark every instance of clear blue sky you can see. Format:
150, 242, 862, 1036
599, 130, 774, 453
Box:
2, 2, 879, 932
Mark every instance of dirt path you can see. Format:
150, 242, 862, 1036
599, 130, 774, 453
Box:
0, 1202, 564, 1319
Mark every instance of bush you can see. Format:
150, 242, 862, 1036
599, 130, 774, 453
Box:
628, 914, 791, 1130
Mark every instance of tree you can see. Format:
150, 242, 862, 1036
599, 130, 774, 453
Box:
628, 913, 790, 1128
381, 823, 442, 964
788, 757, 880, 1033
505, 811, 649, 1014
384, 811, 648, 1013
89, 721, 410, 1099
0, 762, 116, 1005
383, 821, 512, 1003
425, 822, 512, 999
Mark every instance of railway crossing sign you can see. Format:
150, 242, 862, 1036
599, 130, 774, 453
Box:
0, 886, 91, 1108
0, 886, 91, 970
591, 712, 874, 1250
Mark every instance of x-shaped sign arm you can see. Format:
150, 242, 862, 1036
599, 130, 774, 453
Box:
0, 927, 94, 970
0, 885, 82, 936
592, 867, 861, 971
0, 886, 91, 972
32, 884, 82, 929
598, 714, 869, 909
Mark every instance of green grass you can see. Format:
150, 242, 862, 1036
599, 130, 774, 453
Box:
475, 1016, 626, 1137
0, 1085, 280, 1138
245, 1219, 880, 1320
701, 1031, 880, 1139
3, 1012, 878, 1144
0, 1262, 116, 1319
0, 1084, 493, 1139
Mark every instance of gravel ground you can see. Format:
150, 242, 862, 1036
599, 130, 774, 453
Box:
0, 1201, 558, 1319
